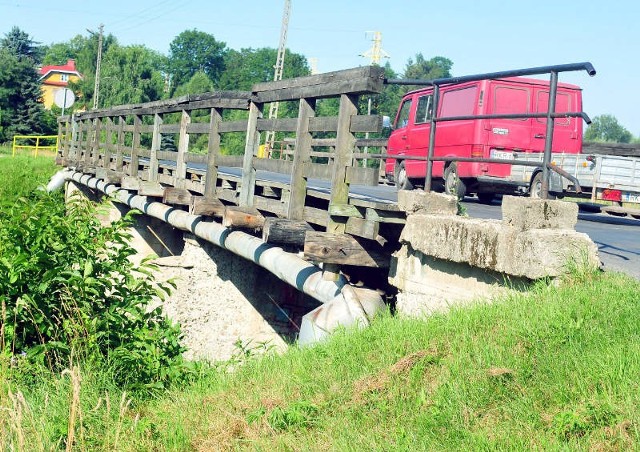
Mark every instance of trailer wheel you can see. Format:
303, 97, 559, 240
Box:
444, 163, 466, 200
529, 172, 556, 200
395, 161, 413, 190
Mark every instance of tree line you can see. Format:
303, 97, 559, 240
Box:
0, 25, 636, 144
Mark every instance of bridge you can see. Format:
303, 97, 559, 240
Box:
54, 65, 599, 360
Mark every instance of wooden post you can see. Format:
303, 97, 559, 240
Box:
287, 98, 316, 220
262, 218, 313, 246
92, 117, 102, 167
176, 110, 191, 185
70, 115, 78, 162
222, 206, 265, 230
149, 113, 162, 182
328, 94, 358, 234
130, 114, 142, 177
238, 101, 262, 207
104, 117, 114, 169
115, 116, 125, 173
204, 107, 222, 199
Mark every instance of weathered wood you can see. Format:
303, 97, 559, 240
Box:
328, 203, 365, 218
238, 101, 262, 207
307, 115, 382, 133
583, 142, 640, 157
345, 217, 380, 240
256, 117, 298, 133
222, 206, 265, 230
365, 208, 406, 224
138, 181, 165, 198
288, 98, 316, 220
105, 170, 123, 185
130, 115, 142, 177
304, 231, 389, 268
115, 116, 125, 172
205, 107, 223, 199
262, 218, 313, 245
121, 175, 140, 191
190, 196, 226, 217
328, 94, 358, 233
163, 187, 193, 205
176, 110, 190, 180
95, 167, 107, 180
253, 157, 293, 174
149, 113, 162, 181
253, 66, 385, 102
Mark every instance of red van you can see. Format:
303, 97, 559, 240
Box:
385, 77, 583, 201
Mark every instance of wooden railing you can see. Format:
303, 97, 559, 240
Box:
58, 66, 400, 269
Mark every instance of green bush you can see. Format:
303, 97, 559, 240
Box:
0, 192, 189, 394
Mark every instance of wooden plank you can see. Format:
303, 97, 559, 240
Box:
186, 122, 211, 134
176, 110, 190, 180
205, 107, 223, 199
121, 175, 140, 191
304, 231, 388, 268
163, 187, 193, 205
190, 196, 226, 216
254, 157, 293, 174
238, 101, 262, 207
583, 142, 640, 157
365, 208, 406, 224
219, 120, 249, 133
222, 206, 265, 229
328, 94, 358, 234
159, 124, 181, 134
252, 195, 287, 217
328, 203, 364, 218
307, 115, 382, 133
157, 151, 178, 161
130, 115, 142, 177
345, 217, 380, 240
149, 113, 162, 182
303, 206, 329, 226
256, 117, 298, 132
138, 181, 165, 197
105, 170, 123, 185
262, 218, 313, 246
184, 153, 208, 164
216, 155, 243, 167
253, 66, 385, 102
288, 98, 315, 220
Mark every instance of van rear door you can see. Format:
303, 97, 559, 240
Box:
531, 87, 581, 153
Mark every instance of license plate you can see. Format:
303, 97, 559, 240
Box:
490, 150, 514, 160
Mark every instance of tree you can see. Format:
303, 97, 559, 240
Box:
168, 29, 227, 92
98, 44, 166, 108
218, 47, 309, 91
403, 54, 453, 81
1, 26, 44, 63
173, 71, 214, 97
0, 28, 52, 142
584, 114, 634, 143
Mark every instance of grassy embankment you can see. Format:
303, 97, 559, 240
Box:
1, 150, 639, 450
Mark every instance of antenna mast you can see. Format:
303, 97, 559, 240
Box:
265, 0, 291, 152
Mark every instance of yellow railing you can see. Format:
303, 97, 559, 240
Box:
12, 135, 59, 157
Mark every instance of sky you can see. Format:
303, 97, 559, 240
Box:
1, 0, 639, 136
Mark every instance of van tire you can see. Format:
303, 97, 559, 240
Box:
529, 172, 556, 200
444, 163, 466, 199
395, 162, 414, 190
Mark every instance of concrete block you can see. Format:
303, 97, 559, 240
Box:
400, 214, 510, 269
502, 196, 578, 231
397, 190, 458, 215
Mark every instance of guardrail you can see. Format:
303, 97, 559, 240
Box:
12, 135, 59, 157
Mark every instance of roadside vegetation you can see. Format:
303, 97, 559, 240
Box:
2, 153, 639, 450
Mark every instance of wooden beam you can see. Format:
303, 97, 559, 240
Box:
238, 101, 262, 207
288, 98, 316, 220
138, 181, 165, 198
130, 115, 142, 177
190, 196, 225, 217
176, 110, 190, 181
115, 116, 125, 172
262, 218, 313, 246
163, 187, 193, 205
304, 231, 389, 268
204, 107, 222, 199
149, 113, 162, 182
328, 203, 364, 218
121, 175, 140, 191
583, 142, 640, 157
222, 206, 265, 230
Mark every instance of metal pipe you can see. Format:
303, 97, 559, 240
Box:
541, 71, 559, 199
66, 171, 348, 304
385, 62, 596, 86
424, 84, 440, 192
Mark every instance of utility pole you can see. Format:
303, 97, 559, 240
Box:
264, 0, 291, 153
88, 24, 104, 110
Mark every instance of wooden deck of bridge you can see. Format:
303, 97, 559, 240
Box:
57, 66, 404, 269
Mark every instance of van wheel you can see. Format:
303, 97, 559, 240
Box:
395, 162, 413, 190
444, 163, 466, 199
529, 172, 556, 200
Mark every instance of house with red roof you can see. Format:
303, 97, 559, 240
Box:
38, 59, 82, 109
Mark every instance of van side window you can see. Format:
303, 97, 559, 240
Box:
536, 91, 570, 125
415, 95, 433, 124
494, 86, 529, 121
395, 99, 412, 129
440, 86, 477, 117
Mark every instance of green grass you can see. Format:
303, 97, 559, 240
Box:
0, 146, 58, 203
3, 270, 639, 450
